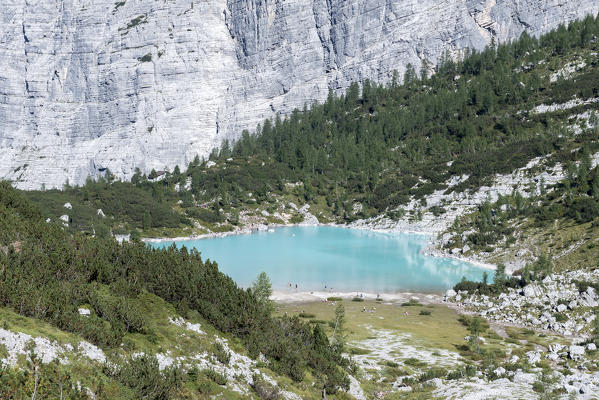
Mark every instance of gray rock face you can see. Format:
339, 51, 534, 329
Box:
1, 0, 597, 189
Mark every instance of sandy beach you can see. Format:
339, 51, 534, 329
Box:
270, 289, 445, 304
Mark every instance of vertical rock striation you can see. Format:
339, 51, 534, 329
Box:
0, 0, 597, 189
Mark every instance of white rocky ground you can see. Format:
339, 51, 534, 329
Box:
158, 317, 302, 399
437, 270, 599, 399
433, 377, 538, 400
0, 328, 105, 366
349, 326, 462, 380
445, 270, 599, 337
349, 152, 569, 236
0, 315, 305, 399
347, 312, 599, 398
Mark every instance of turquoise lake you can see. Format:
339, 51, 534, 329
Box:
149, 226, 487, 292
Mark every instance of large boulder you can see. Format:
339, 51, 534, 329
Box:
586, 343, 597, 351
513, 371, 536, 384
523, 284, 542, 298
549, 343, 565, 354
526, 351, 541, 364
569, 345, 585, 360
556, 303, 567, 313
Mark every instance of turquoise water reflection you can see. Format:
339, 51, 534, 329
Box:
150, 226, 486, 292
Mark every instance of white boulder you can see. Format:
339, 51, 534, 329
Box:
513, 371, 536, 384
527, 351, 541, 364
556, 304, 567, 313
586, 343, 597, 351
569, 345, 585, 360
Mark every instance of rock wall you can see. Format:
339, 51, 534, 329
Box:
1, 0, 597, 189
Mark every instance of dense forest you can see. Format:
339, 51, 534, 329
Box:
0, 182, 349, 396
22, 14, 599, 237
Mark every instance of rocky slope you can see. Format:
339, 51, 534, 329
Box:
1, 0, 597, 189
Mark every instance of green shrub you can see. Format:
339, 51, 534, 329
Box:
574, 280, 599, 293
351, 297, 364, 302
532, 381, 546, 393
446, 364, 477, 380
113, 355, 183, 400
348, 347, 370, 355
139, 53, 152, 63
419, 310, 432, 316
204, 368, 228, 386
298, 312, 315, 318
554, 312, 568, 322
289, 214, 305, 224
404, 358, 427, 368
212, 342, 231, 365
197, 380, 217, 395
327, 297, 343, 302
401, 299, 423, 307
418, 367, 448, 382
251, 373, 281, 400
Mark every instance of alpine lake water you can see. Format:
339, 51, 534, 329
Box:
149, 226, 488, 293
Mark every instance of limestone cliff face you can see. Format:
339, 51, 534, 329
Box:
0, 0, 597, 189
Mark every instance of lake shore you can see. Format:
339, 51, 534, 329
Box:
142, 221, 323, 243
271, 289, 444, 304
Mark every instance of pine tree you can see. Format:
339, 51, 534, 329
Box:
494, 263, 506, 287
332, 303, 346, 347
142, 211, 152, 230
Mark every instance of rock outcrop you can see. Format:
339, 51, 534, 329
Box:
1, 0, 597, 189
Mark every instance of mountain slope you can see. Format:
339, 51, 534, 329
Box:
0, 182, 350, 398
1, 0, 597, 189
20, 14, 599, 246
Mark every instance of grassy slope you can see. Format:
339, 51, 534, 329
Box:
3, 295, 580, 399
276, 298, 571, 399
0, 292, 248, 399
479, 217, 599, 272
2, 289, 333, 399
